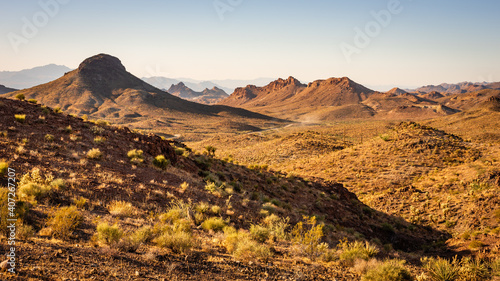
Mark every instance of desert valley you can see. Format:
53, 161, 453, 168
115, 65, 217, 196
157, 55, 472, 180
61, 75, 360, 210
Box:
0, 53, 498, 280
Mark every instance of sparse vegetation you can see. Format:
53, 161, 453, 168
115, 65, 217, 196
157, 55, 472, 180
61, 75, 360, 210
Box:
96, 222, 123, 245
338, 239, 379, 266
0, 160, 8, 176
87, 148, 102, 159
15, 93, 25, 100
27, 99, 37, 104
15, 114, 26, 123
361, 259, 412, 281
93, 136, 106, 144
107, 200, 136, 217
201, 217, 226, 232
153, 155, 170, 169
47, 206, 83, 240
127, 149, 144, 164
45, 134, 55, 142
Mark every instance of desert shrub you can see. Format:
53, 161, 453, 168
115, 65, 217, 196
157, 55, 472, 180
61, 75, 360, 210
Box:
159, 199, 194, 224
41, 107, 50, 115
195, 202, 210, 214
16, 223, 35, 240
44, 134, 55, 142
154, 231, 193, 254
15, 114, 26, 123
211, 205, 222, 215
361, 259, 413, 281
292, 216, 328, 259
338, 240, 380, 266
0, 160, 8, 176
0, 188, 29, 235
205, 181, 233, 197
233, 237, 272, 261
96, 222, 123, 245
201, 217, 226, 232
153, 155, 170, 169
107, 200, 136, 217
174, 147, 185, 155
262, 214, 290, 241
47, 206, 83, 240
127, 149, 144, 164
73, 197, 88, 209
116, 226, 153, 252
180, 182, 189, 192
87, 148, 102, 159
204, 145, 216, 156
15, 93, 25, 100
50, 178, 66, 190
63, 125, 72, 134
250, 224, 270, 243
90, 126, 104, 135
18, 168, 53, 203
422, 256, 460, 281
53, 107, 62, 113
93, 136, 106, 144
27, 99, 37, 104
223, 227, 272, 261
458, 257, 490, 281
95, 119, 109, 126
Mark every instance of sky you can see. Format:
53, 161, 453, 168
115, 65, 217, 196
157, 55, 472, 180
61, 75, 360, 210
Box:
1, 0, 499, 91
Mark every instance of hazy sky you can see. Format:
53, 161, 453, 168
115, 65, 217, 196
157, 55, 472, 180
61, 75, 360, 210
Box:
1, 0, 499, 90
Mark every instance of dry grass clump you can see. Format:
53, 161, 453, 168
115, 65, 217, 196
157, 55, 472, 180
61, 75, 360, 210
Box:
115, 226, 153, 252
291, 216, 330, 259
153, 155, 170, 169
201, 217, 226, 232
50, 178, 66, 190
18, 168, 54, 203
47, 206, 83, 240
0, 160, 8, 176
93, 136, 106, 144
360, 259, 412, 281
422, 256, 460, 281
154, 228, 193, 254
338, 239, 379, 266
127, 149, 144, 164
96, 222, 123, 245
223, 227, 272, 261
44, 134, 55, 142
107, 200, 137, 217
15, 114, 26, 123
0, 188, 29, 236
87, 148, 103, 160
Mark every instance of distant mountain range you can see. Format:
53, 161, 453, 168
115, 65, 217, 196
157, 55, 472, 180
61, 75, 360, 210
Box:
0, 64, 71, 89
409, 82, 500, 95
142, 77, 274, 95
1, 54, 280, 137
167, 82, 228, 105
1, 56, 499, 126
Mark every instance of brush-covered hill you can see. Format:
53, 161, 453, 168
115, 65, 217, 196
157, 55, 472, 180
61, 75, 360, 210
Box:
190, 118, 500, 261
168, 82, 228, 104
219, 77, 376, 121
0, 97, 456, 280
1, 54, 283, 141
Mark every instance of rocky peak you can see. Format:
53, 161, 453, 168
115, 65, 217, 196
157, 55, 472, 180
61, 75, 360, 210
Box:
77, 54, 126, 74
